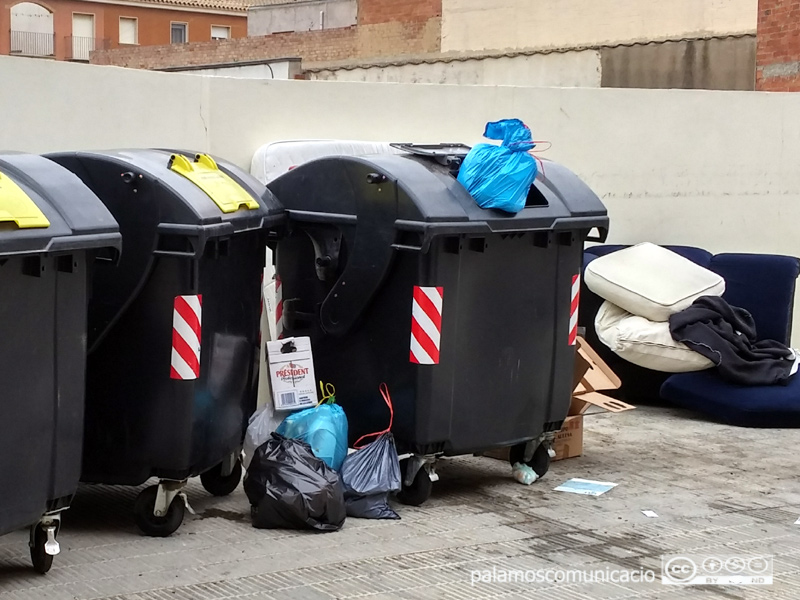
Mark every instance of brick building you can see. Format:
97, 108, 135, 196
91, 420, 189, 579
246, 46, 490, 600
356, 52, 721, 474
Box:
90, 0, 769, 91
756, 0, 800, 91
91, 0, 440, 70
86, 0, 800, 93
0, 0, 252, 62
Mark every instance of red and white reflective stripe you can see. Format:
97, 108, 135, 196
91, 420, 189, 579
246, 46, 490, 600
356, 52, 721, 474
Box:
170, 294, 202, 380
569, 274, 580, 346
410, 286, 443, 365
258, 273, 264, 345
275, 275, 284, 339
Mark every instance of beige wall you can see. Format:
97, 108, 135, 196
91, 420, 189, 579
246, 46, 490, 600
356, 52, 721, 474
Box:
309, 50, 601, 86
441, 0, 758, 52
1, 55, 799, 335
247, 0, 357, 37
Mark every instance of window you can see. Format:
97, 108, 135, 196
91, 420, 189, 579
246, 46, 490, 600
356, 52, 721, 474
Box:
119, 17, 138, 44
171, 22, 187, 44
10, 2, 55, 57
71, 13, 95, 61
211, 25, 230, 40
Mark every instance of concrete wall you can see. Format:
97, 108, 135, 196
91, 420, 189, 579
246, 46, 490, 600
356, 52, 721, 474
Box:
165, 59, 302, 78
309, 49, 601, 87
247, 0, 356, 36
601, 36, 756, 90
2, 55, 800, 337
441, 0, 758, 52
309, 37, 755, 90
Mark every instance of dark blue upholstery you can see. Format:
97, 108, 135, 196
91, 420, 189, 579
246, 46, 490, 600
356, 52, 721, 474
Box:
581, 246, 800, 425
660, 252, 800, 427
585, 245, 713, 268
710, 253, 800, 345
584, 244, 629, 259
661, 370, 800, 428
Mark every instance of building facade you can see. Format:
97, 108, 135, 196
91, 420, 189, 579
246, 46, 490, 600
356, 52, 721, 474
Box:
0, 0, 250, 62
91, 0, 764, 91
440, 0, 757, 53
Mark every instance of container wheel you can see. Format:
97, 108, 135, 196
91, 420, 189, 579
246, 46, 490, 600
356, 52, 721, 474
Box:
508, 442, 551, 478
200, 459, 243, 497
134, 485, 185, 537
396, 459, 433, 507
29, 524, 54, 574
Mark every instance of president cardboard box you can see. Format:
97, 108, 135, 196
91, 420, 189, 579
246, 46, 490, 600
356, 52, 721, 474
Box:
486, 336, 634, 462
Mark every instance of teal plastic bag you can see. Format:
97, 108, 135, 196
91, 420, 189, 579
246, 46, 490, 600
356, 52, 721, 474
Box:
276, 395, 348, 471
457, 119, 538, 214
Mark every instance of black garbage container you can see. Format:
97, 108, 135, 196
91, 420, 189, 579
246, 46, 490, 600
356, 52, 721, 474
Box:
46, 150, 282, 536
0, 153, 121, 572
269, 145, 608, 505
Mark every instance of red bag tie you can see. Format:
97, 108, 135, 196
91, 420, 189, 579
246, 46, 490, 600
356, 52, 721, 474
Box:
353, 383, 394, 449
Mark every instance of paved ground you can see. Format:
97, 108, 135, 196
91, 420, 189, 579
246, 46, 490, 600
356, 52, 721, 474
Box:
1, 404, 799, 599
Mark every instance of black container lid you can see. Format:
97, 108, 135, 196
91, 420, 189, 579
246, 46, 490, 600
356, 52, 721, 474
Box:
47, 149, 283, 237
0, 153, 121, 258
268, 152, 608, 241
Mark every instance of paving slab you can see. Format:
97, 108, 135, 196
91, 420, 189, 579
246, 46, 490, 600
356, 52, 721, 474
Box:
0, 405, 797, 599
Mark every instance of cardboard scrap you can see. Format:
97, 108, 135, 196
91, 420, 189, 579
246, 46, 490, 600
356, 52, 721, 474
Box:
570, 336, 634, 415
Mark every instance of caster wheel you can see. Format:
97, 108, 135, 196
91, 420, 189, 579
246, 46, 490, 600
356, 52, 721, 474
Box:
134, 485, 185, 537
396, 459, 433, 507
508, 442, 551, 478
29, 524, 55, 574
200, 459, 242, 497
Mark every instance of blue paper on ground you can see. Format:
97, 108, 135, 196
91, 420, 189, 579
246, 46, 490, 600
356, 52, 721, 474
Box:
553, 478, 618, 496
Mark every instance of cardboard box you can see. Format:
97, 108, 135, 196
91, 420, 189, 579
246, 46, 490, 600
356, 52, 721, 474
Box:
485, 414, 584, 462
485, 336, 634, 462
266, 336, 318, 411
552, 414, 583, 460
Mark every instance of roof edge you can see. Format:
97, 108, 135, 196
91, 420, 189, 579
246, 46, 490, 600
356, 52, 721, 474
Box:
304, 32, 756, 72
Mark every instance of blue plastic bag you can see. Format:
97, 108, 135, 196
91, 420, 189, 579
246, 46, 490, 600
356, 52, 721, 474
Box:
276, 397, 348, 471
457, 119, 538, 214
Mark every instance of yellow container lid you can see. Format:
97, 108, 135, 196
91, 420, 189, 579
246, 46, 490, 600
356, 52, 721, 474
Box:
0, 171, 50, 229
169, 153, 260, 214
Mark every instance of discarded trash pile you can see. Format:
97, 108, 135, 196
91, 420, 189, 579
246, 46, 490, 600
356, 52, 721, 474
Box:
582, 242, 800, 426
244, 371, 402, 531
13, 122, 798, 576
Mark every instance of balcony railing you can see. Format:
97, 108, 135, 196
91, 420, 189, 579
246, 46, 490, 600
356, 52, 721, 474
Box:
65, 36, 109, 61
10, 30, 55, 58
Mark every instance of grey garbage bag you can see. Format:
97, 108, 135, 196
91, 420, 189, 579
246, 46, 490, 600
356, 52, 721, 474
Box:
243, 433, 346, 531
243, 403, 286, 470
340, 432, 401, 519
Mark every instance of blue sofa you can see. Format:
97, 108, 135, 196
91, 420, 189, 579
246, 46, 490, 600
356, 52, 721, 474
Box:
580, 245, 800, 427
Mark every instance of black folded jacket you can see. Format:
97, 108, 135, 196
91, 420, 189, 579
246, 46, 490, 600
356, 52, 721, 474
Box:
669, 295, 795, 386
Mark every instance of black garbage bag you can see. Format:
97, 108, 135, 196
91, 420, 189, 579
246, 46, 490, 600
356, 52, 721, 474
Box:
340, 432, 401, 519
243, 433, 346, 531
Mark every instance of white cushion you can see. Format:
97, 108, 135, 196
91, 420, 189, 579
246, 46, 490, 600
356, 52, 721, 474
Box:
595, 301, 714, 373
584, 243, 725, 322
